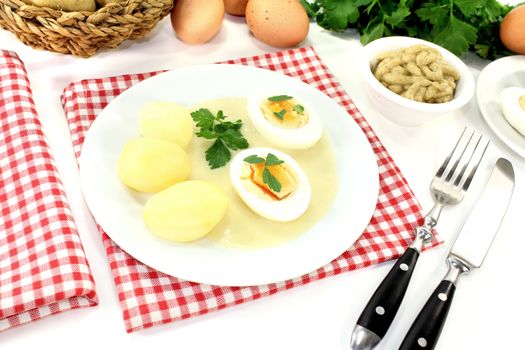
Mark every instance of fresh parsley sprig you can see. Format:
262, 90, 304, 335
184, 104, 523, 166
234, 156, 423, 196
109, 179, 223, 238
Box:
244, 153, 284, 193
191, 108, 249, 169
304, 0, 514, 59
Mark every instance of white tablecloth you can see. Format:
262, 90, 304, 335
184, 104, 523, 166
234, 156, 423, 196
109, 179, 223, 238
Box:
1, 13, 524, 350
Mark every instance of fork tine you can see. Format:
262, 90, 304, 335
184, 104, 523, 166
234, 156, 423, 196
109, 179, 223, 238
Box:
444, 130, 475, 182
462, 138, 490, 190
453, 134, 483, 186
435, 127, 467, 178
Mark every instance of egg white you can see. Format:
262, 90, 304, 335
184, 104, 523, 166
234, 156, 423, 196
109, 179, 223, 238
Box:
229, 147, 311, 222
501, 87, 525, 137
247, 93, 323, 149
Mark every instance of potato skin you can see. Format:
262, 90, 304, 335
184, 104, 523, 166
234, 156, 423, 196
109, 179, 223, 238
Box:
143, 180, 228, 242
118, 138, 191, 193
31, 0, 96, 11
139, 101, 193, 149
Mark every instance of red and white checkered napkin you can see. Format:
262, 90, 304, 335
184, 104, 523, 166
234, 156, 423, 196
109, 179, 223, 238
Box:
0, 50, 97, 332
61, 47, 440, 333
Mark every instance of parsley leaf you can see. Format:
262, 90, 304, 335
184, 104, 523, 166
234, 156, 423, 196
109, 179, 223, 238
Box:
265, 153, 285, 166
474, 44, 490, 59
262, 168, 282, 193
432, 14, 478, 56
268, 95, 293, 102
385, 5, 410, 26
455, 0, 481, 17
273, 109, 287, 120
205, 140, 231, 169
416, 3, 448, 26
244, 155, 265, 164
191, 108, 215, 131
317, 0, 362, 30
221, 128, 249, 150
243, 153, 285, 193
196, 129, 216, 139
360, 20, 385, 45
293, 104, 305, 114
191, 108, 249, 169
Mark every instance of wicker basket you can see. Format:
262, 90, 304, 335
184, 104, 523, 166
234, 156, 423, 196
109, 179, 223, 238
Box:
0, 0, 173, 57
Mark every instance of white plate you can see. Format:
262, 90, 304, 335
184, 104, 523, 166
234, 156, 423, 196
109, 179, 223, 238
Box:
79, 64, 379, 286
477, 55, 525, 158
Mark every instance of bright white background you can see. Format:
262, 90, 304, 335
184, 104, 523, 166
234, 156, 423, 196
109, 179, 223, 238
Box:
1, 4, 524, 349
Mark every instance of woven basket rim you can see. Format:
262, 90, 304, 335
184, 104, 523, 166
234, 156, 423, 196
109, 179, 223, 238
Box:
0, 0, 173, 57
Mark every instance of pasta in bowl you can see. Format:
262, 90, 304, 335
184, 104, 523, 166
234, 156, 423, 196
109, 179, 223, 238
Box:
361, 36, 474, 126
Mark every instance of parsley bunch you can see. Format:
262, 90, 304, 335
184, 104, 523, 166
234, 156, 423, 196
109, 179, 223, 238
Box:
303, 0, 514, 59
191, 108, 249, 169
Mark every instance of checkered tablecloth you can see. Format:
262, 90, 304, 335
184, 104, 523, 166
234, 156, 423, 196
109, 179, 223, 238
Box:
0, 50, 98, 332
61, 47, 441, 333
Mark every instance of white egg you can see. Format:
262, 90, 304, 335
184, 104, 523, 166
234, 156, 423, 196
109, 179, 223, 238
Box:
501, 86, 525, 137
247, 93, 323, 149
229, 147, 311, 222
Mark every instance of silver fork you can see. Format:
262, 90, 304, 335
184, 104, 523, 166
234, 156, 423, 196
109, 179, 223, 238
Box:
350, 128, 489, 350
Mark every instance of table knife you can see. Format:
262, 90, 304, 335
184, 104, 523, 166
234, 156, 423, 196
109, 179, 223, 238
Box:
399, 158, 515, 350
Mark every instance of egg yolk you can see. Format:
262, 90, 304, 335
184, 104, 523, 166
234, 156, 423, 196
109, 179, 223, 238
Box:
520, 95, 525, 112
240, 162, 297, 200
260, 98, 308, 129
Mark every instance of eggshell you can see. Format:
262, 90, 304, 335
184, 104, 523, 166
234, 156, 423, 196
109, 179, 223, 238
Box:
500, 5, 525, 54
170, 0, 225, 44
224, 0, 248, 16
246, 0, 309, 48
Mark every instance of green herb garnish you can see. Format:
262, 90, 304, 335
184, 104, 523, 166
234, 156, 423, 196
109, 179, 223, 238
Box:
293, 104, 305, 114
304, 0, 514, 59
191, 108, 249, 169
244, 153, 284, 193
243, 155, 265, 164
273, 109, 287, 120
268, 95, 293, 102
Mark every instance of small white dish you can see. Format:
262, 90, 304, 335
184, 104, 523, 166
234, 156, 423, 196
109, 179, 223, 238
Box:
79, 64, 379, 287
361, 36, 475, 126
477, 55, 525, 158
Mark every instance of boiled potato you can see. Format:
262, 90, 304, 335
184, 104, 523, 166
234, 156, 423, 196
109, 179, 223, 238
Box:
31, 0, 95, 11
143, 180, 228, 242
139, 101, 193, 149
118, 138, 190, 193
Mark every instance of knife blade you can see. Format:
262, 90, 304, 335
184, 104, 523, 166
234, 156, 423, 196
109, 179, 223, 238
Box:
399, 158, 515, 350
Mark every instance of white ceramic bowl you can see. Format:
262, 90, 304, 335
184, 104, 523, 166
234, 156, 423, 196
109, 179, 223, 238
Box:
361, 36, 475, 126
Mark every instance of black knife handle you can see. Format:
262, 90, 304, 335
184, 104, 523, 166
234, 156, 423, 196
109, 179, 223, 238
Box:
399, 280, 456, 350
356, 247, 420, 338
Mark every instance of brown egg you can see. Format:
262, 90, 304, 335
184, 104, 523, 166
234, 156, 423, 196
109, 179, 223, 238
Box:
246, 0, 309, 48
224, 0, 249, 16
170, 0, 225, 44
500, 5, 525, 54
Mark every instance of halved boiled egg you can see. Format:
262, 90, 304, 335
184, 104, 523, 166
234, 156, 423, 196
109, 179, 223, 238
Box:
229, 147, 311, 222
501, 87, 525, 137
247, 93, 323, 149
